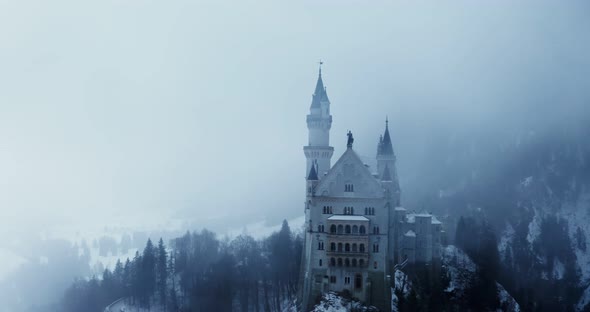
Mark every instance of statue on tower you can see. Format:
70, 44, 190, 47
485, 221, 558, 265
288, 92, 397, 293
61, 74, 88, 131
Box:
347, 130, 354, 148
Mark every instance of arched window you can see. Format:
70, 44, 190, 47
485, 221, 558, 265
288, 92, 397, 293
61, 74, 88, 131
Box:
373, 244, 379, 253
337, 225, 343, 234
338, 258, 343, 267
330, 243, 336, 251
360, 244, 365, 253
319, 259, 323, 267
345, 184, 354, 192
359, 259, 365, 267
338, 243, 343, 252
318, 225, 324, 232
360, 225, 366, 234
364, 207, 368, 215
374, 261, 378, 269
330, 258, 336, 266
345, 243, 350, 252
352, 225, 358, 234
330, 225, 337, 234
352, 243, 357, 252
345, 225, 351, 234
318, 241, 324, 250
373, 226, 379, 234
352, 259, 357, 267
345, 258, 350, 267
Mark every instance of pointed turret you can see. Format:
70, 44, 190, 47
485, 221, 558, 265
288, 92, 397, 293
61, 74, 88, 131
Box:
376, 117, 400, 205
310, 67, 330, 108
307, 161, 319, 181
378, 117, 394, 156
304, 63, 334, 181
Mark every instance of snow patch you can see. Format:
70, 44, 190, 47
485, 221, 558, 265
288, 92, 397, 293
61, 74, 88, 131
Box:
527, 211, 542, 245
311, 292, 376, 312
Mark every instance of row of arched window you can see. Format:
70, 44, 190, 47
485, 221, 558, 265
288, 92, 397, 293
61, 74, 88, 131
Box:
330, 224, 367, 235
329, 257, 366, 267
344, 184, 354, 192
320, 206, 377, 215
329, 242, 367, 253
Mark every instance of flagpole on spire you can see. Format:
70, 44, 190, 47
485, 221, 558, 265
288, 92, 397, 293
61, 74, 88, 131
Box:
318, 59, 323, 76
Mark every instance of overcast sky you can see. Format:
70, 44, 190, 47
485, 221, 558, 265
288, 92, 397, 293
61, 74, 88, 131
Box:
1, 1, 589, 237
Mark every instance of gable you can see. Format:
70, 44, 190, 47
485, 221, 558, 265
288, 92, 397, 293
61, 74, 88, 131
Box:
315, 148, 384, 198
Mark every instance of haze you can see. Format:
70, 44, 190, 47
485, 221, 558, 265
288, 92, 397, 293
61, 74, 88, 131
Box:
1, 0, 589, 247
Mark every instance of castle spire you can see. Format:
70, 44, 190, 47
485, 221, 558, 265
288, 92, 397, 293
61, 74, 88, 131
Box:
379, 117, 394, 156
311, 61, 329, 108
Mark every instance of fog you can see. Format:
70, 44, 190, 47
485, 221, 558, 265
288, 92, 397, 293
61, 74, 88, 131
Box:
1, 1, 589, 304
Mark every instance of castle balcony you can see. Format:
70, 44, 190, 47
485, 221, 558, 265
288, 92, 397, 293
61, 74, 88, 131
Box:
325, 250, 369, 259
327, 215, 370, 236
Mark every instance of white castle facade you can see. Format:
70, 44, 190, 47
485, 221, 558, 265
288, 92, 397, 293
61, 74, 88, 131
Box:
299, 68, 443, 311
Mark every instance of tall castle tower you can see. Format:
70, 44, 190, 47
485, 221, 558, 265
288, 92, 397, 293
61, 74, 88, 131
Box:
303, 65, 334, 178
377, 118, 401, 206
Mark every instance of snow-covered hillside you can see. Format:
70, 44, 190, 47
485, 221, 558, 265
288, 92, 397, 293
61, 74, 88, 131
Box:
443, 246, 520, 312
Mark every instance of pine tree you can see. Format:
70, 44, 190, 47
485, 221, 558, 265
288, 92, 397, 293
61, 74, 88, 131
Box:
141, 238, 157, 308
157, 238, 168, 307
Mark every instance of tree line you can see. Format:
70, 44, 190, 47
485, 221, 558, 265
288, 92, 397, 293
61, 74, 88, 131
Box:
60, 220, 302, 312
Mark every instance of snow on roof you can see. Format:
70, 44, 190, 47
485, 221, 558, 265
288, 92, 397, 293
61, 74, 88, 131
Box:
414, 213, 432, 218
327, 215, 369, 222
394, 207, 406, 211
405, 230, 416, 237
431, 216, 442, 225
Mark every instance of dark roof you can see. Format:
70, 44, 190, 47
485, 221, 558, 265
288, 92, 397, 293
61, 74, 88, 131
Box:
307, 163, 319, 181
378, 118, 394, 156
310, 70, 330, 108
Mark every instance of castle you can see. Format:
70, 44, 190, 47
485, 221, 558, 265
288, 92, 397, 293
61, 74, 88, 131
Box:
299, 67, 443, 311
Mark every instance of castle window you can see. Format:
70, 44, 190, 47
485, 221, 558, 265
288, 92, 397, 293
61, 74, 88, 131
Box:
323, 206, 333, 214
345, 225, 351, 234
330, 243, 336, 251
373, 244, 379, 253
373, 226, 379, 234
345, 184, 354, 192
330, 276, 336, 283
352, 225, 358, 234
319, 259, 323, 267
374, 261, 378, 269
318, 241, 324, 250
359, 244, 365, 253
352, 259, 357, 267
330, 258, 336, 266
338, 258, 343, 267
330, 225, 337, 234
337, 225, 343, 234
317, 225, 324, 232
359, 259, 365, 267
364, 207, 375, 215
338, 243, 343, 252
359, 225, 366, 234
345, 258, 350, 267
352, 243, 357, 252
345, 243, 350, 252
345, 277, 351, 284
